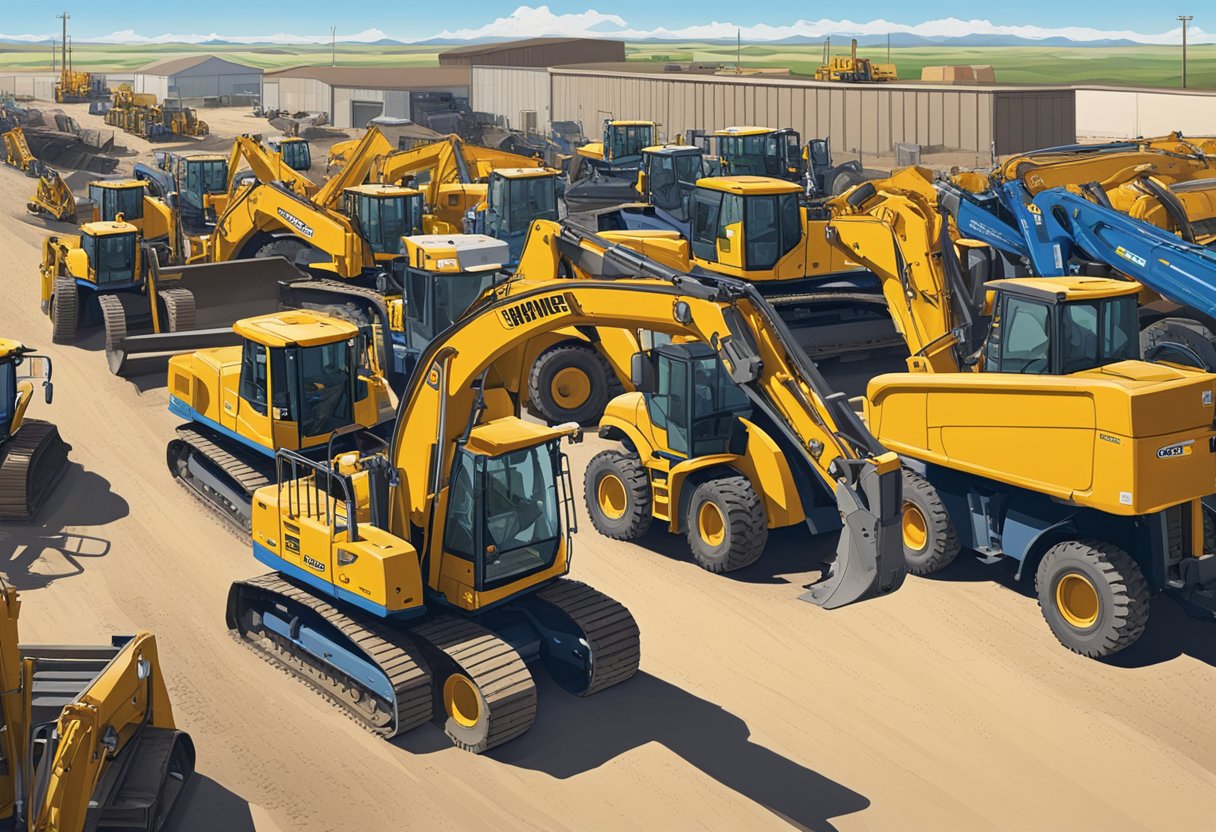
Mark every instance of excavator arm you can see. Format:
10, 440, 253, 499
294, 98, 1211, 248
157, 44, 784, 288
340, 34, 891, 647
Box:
388, 219, 905, 608
312, 127, 395, 210
826, 168, 973, 373
373, 135, 545, 206
225, 134, 317, 199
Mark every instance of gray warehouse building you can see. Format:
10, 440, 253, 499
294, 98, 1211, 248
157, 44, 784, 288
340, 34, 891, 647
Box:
133, 55, 262, 104
439, 37, 624, 68
263, 66, 471, 129
472, 63, 1075, 157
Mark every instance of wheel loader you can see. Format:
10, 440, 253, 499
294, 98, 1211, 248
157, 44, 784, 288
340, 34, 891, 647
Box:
225, 218, 902, 755
0, 583, 194, 831
823, 169, 1216, 657
0, 340, 70, 520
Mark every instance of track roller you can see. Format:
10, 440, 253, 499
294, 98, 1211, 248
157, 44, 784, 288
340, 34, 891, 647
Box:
167, 425, 271, 534
227, 573, 433, 737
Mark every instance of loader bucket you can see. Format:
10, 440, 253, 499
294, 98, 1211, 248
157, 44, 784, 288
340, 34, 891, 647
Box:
800, 461, 905, 609
108, 257, 306, 376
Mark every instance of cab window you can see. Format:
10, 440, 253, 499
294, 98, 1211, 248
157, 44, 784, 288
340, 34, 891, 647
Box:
743, 193, 800, 270
444, 449, 477, 559
994, 296, 1050, 374
690, 189, 723, 262
239, 341, 268, 415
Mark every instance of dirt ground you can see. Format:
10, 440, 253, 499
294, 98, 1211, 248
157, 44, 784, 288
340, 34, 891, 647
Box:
2, 125, 1216, 831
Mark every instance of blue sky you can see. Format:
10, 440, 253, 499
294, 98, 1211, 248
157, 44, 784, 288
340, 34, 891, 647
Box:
0, 3, 1204, 42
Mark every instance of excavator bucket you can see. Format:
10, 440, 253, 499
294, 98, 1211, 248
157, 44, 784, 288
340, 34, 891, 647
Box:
800, 460, 905, 609
107, 256, 305, 376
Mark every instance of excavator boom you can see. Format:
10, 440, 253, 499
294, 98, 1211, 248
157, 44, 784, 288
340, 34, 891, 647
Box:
392, 221, 905, 607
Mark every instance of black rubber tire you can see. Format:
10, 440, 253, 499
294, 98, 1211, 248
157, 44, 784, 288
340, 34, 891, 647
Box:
900, 470, 961, 576
583, 450, 651, 540
527, 344, 623, 426
97, 294, 126, 355
1140, 317, 1216, 370
159, 288, 196, 332
255, 238, 309, 264
1035, 539, 1150, 658
685, 476, 767, 573
51, 277, 78, 343
831, 169, 865, 196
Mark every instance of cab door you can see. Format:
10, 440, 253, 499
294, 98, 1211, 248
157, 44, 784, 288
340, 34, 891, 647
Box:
230, 340, 273, 448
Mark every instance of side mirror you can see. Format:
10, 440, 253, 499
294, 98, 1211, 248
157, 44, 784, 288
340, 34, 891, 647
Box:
273, 406, 290, 420
630, 352, 656, 394
44, 382, 53, 405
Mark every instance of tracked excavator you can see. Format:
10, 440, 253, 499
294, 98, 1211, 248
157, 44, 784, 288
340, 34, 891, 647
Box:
0, 584, 194, 831
822, 168, 1216, 656
225, 218, 902, 754
166, 309, 395, 531
0, 340, 69, 520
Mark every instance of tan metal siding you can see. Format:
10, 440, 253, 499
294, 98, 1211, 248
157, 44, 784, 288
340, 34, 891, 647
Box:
471, 67, 551, 131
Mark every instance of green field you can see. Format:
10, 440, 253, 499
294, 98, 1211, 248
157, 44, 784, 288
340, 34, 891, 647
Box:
1, 41, 1214, 89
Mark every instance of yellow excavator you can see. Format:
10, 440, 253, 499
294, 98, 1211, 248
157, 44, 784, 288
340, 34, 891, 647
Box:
166, 309, 395, 531
0, 584, 194, 831
0, 340, 70, 520
570, 120, 657, 182
225, 219, 902, 754
823, 167, 1216, 656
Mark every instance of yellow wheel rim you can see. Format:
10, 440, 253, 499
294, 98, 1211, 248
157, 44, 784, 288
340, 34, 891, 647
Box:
550, 367, 592, 409
1056, 572, 1100, 629
697, 500, 726, 548
443, 673, 481, 729
902, 502, 928, 552
597, 473, 628, 520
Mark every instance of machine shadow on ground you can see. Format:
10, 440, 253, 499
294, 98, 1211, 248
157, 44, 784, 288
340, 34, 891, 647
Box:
0, 462, 127, 589
165, 774, 258, 832
396, 672, 869, 832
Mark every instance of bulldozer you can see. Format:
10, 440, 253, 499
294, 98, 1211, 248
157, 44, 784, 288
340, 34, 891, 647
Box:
823, 168, 1216, 656
0, 340, 70, 520
0, 583, 194, 831
224, 218, 902, 754
39, 181, 194, 345
569, 119, 657, 183
815, 38, 897, 83
166, 309, 395, 531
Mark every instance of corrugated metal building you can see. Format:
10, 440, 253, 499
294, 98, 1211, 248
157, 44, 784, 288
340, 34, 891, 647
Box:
133, 56, 262, 104
546, 66, 1074, 156
263, 67, 471, 128
471, 66, 550, 131
439, 37, 624, 68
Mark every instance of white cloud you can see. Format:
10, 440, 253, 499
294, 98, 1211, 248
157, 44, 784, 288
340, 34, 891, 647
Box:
2, 8, 1211, 46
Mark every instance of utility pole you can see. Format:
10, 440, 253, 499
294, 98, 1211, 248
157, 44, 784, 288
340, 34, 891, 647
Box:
58, 12, 69, 76
331, 26, 336, 68
1178, 15, 1193, 88
887, 33, 891, 64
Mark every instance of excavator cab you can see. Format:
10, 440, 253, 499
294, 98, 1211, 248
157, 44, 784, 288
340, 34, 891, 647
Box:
0, 340, 52, 441
71, 222, 141, 288
602, 120, 655, 166
714, 127, 804, 181
637, 146, 704, 219
479, 168, 559, 262
0, 340, 69, 519
342, 185, 424, 256
979, 278, 1142, 375
689, 177, 804, 274
87, 180, 146, 224
267, 136, 312, 172
443, 416, 575, 597
396, 235, 506, 375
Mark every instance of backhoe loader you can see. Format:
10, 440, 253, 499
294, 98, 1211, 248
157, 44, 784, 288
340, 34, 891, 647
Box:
821, 168, 1216, 657
166, 309, 395, 531
226, 218, 902, 754
0, 340, 69, 520
0, 583, 194, 831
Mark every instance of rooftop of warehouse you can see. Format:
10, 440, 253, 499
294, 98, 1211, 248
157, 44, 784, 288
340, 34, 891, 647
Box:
441, 36, 624, 57
135, 55, 261, 75
265, 66, 471, 89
